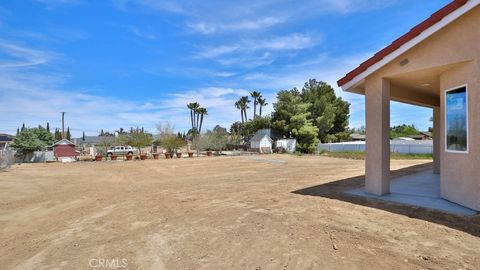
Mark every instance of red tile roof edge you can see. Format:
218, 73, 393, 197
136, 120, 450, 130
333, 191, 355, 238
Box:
337, 0, 469, 87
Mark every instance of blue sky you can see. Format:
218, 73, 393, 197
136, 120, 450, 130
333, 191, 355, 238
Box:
0, 0, 451, 136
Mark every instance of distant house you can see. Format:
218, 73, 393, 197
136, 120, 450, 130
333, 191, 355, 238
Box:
254, 128, 282, 140
350, 133, 366, 141
408, 132, 433, 140
0, 133, 14, 150
54, 139, 79, 160
275, 139, 296, 153
250, 133, 273, 154
73, 136, 114, 147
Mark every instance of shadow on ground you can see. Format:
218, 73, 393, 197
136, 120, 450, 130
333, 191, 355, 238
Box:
292, 163, 480, 237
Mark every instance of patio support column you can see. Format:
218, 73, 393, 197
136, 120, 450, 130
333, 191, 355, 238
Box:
433, 106, 441, 174
365, 78, 390, 195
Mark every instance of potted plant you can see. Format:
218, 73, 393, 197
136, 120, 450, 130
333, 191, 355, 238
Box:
197, 128, 227, 157
176, 152, 182, 158
188, 151, 194, 158
156, 123, 186, 159
110, 155, 118, 161
126, 154, 133, 161
152, 153, 160, 159
95, 154, 103, 161
127, 127, 153, 161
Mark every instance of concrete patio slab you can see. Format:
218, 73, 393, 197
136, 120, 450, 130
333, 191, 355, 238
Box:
346, 171, 478, 216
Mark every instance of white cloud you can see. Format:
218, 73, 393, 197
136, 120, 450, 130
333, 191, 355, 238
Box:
197, 45, 239, 59
323, 0, 398, 14
0, 40, 253, 135
116, 0, 399, 30
0, 41, 52, 68
0, 73, 251, 135
112, 0, 186, 14
213, 71, 236, 78
216, 52, 274, 68
187, 22, 217, 35
121, 0, 398, 17
187, 17, 286, 34
128, 26, 158, 40
253, 33, 316, 50
198, 33, 317, 58
196, 33, 318, 68
231, 17, 285, 31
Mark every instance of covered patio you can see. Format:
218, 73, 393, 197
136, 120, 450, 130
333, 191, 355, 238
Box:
338, 0, 480, 211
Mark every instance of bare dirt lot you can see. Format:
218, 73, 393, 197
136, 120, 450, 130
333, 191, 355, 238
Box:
1, 155, 479, 270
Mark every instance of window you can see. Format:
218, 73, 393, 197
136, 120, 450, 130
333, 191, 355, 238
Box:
445, 86, 468, 152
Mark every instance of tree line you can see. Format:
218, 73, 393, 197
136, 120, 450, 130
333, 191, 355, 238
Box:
229, 79, 350, 153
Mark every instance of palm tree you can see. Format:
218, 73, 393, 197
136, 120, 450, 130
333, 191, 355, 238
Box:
240, 96, 250, 122
187, 103, 196, 131
195, 108, 201, 132
235, 100, 244, 124
250, 91, 261, 119
258, 97, 267, 117
197, 107, 208, 133
187, 102, 201, 134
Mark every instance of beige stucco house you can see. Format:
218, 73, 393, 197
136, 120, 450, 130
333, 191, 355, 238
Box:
338, 0, 480, 211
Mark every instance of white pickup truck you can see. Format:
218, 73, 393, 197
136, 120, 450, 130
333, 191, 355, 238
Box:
107, 146, 137, 156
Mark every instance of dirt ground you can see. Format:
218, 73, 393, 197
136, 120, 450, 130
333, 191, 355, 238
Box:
1, 155, 479, 270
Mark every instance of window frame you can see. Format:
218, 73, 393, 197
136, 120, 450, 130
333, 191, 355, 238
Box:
444, 84, 469, 154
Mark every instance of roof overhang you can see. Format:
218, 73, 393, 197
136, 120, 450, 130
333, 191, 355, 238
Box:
338, 0, 479, 92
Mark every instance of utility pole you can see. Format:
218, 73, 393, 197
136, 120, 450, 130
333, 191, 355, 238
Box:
61, 112, 66, 139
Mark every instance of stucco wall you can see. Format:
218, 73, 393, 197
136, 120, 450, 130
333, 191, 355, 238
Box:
360, 6, 480, 210
440, 63, 478, 210
361, 5, 480, 99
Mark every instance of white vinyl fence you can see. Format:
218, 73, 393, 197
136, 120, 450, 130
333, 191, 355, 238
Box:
317, 140, 433, 155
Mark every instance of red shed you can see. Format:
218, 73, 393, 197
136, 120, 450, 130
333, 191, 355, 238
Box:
53, 139, 79, 159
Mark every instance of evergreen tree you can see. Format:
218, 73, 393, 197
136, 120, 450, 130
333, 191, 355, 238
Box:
11, 129, 44, 156
21, 123, 26, 131
54, 128, 62, 141
33, 126, 54, 145
300, 79, 350, 143
16, 127, 20, 136
271, 79, 350, 152
46, 122, 50, 132
66, 127, 71, 140
82, 131, 86, 141
271, 88, 302, 138
11, 127, 54, 157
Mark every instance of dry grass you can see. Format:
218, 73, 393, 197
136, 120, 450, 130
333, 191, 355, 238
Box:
0, 155, 478, 269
